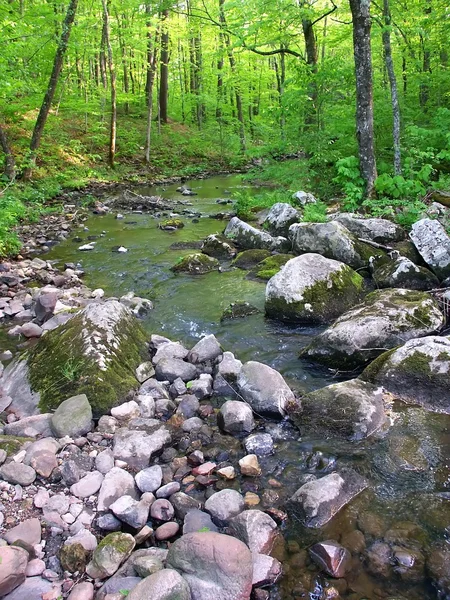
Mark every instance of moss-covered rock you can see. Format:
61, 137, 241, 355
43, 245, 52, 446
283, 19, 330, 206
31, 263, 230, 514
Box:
361, 335, 450, 413
224, 216, 288, 251
21, 300, 147, 417
265, 253, 364, 324
232, 249, 271, 269
201, 234, 236, 259
171, 252, 219, 274
86, 532, 135, 579
302, 289, 445, 370
372, 256, 439, 291
250, 254, 293, 280
289, 221, 381, 270
0, 435, 32, 456
159, 218, 184, 230
333, 213, 406, 243
221, 302, 260, 321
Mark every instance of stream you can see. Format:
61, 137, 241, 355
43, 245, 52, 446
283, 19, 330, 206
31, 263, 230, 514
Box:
36, 175, 450, 598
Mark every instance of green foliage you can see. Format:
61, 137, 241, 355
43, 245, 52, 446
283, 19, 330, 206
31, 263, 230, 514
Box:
333, 156, 365, 211
232, 189, 291, 220
301, 201, 328, 223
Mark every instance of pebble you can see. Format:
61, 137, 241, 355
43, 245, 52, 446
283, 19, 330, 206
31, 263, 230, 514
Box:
239, 454, 261, 477
150, 499, 174, 521
155, 522, 179, 541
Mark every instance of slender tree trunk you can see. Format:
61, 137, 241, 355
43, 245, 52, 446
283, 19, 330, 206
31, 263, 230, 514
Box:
382, 0, 401, 175
116, 11, 129, 114
302, 18, 318, 127
22, 0, 79, 179
0, 124, 15, 181
216, 23, 225, 119
349, 0, 377, 198
145, 10, 159, 164
101, 0, 116, 168
219, 0, 246, 152
159, 9, 170, 124
419, 1, 432, 109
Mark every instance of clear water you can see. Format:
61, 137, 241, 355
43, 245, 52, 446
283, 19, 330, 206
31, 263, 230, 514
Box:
22, 175, 450, 598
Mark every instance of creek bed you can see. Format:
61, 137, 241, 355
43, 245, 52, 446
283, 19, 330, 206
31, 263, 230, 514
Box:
32, 175, 450, 599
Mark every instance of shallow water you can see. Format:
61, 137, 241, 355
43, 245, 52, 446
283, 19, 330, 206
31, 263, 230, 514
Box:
34, 175, 450, 598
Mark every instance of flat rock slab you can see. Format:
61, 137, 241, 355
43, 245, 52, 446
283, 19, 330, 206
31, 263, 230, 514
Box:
410, 218, 450, 279
113, 427, 171, 470
288, 469, 368, 528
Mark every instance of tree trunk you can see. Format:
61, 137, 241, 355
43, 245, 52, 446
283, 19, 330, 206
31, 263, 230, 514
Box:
159, 9, 169, 124
101, 0, 116, 168
22, 0, 79, 179
0, 124, 15, 181
382, 0, 401, 175
145, 10, 159, 164
349, 0, 377, 198
302, 18, 318, 127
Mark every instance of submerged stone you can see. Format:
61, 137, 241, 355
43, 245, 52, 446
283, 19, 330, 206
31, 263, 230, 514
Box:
224, 216, 288, 252
171, 253, 219, 275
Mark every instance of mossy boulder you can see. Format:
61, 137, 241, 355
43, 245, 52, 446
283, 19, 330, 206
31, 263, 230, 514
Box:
372, 256, 439, 291
263, 202, 300, 236
361, 335, 450, 413
289, 221, 380, 270
159, 218, 184, 230
250, 254, 293, 280
0, 435, 32, 456
221, 302, 260, 321
224, 216, 288, 251
302, 289, 444, 370
291, 379, 387, 441
265, 253, 364, 324
232, 249, 271, 269
201, 234, 236, 259
86, 532, 136, 579
4, 301, 147, 418
333, 213, 406, 243
171, 253, 219, 275
409, 218, 450, 279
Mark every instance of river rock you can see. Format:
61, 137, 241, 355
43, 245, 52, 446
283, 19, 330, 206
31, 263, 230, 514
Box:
166, 532, 253, 600
34, 291, 58, 323
153, 342, 189, 365
2, 517, 41, 545
204, 489, 245, 526
183, 509, 218, 534
110, 494, 154, 529
224, 216, 288, 251
291, 379, 387, 441
127, 568, 191, 600
427, 546, 450, 597
409, 218, 450, 279
333, 213, 405, 243
218, 400, 255, 435
51, 393, 93, 437
201, 234, 237, 259
362, 335, 450, 413
0, 361, 42, 418
113, 427, 171, 470
228, 510, 277, 554
236, 360, 296, 418
289, 221, 376, 269
188, 334, 222, 364
252, 554, 283, 587
265, 253, 364, 324
135, 465, 163, 493
188, 374, 213, 399
171, 253, 219, 274
97, 467, 138, 511
0, 462, 36, 486
309, 540, 352, 578
239, 454, 261, 476
67, 582, 95, 600
264, 203, 300, 237
371, 255, 439, 291
289, 469, 368, 528
302, 289, 444, 369
292, 190, 316, 205
0, 546, 28, 596
244, 433, 274, 456
2, 576, 59, 600
232, 249, 271, 269
3, 301, 147, 417
170, 492, 201, 519
214, 351, 243, 395
86, 532, 136, 579
70, 470, 104, 498
96, 576, 141, 599
155, 358, 197, 382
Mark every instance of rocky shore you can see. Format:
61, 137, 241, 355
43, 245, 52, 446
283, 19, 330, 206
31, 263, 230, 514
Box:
0, 187, 449, 600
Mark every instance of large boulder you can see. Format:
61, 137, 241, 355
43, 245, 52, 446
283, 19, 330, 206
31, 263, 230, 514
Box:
371, 255, 439, 291
166, 532, 253, 600
236, 361, 296, 418
0, 301, 147, 418
409, 218, 450, 279
361, 335, 450, 414
127, 569, 191, 600
289, 221, 376, 269
265, 253, 364, 324
290, 379, 387, 441
228, 510, 278, 554
333, 213, 406, 243
224, 217, 288, 251
301, 289, 444, 369
51, 394, 93, 437
218, 400, 255, 435
201, 234, 236, 259
263, 203, 299, 236
0, 546, 28, 596
288, 469, 368, 528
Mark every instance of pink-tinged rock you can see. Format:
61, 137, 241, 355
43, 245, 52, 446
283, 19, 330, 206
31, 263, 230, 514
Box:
3, 517, 42, 545
167, 532, 253, 600
192, 461, 216, 476
252, 553, 283, 587
67, 581, 95, 600
0, 546, 28, 596
309, 540, 352, 578
155, 522, 180, 541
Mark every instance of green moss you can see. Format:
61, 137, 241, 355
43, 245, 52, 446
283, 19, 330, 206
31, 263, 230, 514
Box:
0, 435, 33, 456
159, 218, 184, 229
221, 301, 260, 320
360, 348, 396, 382
28, 309, 147, 417
251, 254, 292, 280
232, 249, 271, 269
399, 351, 435, 377
96, 532, 134, 554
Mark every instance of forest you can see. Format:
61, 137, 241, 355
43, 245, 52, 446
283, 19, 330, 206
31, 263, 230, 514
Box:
0, 0, 450, 254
